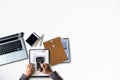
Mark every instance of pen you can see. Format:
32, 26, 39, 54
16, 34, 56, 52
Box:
40, 34, 44, 46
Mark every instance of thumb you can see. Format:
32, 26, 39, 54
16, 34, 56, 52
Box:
41, 64, 45, 69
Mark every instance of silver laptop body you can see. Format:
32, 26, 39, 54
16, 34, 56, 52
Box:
0, 32, 28, 65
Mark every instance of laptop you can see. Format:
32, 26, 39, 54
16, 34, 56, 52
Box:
0, 32, 28, 65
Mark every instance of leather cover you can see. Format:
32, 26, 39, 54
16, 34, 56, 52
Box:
43, 37, 67, 66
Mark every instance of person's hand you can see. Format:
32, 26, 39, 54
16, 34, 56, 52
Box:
41, 63, 52, 75
24, 63, 35, 77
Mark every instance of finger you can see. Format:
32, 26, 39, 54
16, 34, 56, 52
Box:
30, 63, 35, 67
27, 64, 31, 68
28, 64, 33, 70
30, 63, 33, 66
28, 63, 30, 66
42, 63, 46, 66
32, 64, 35, 69
44, 63, 48, 68
32, 67, 35, 72
30, 64, 34, 69
42, 64, 46, 70
26, 64, 29, 67
44, 63, 47, 65
41, 64, 44, 69
42, 70, 45, 73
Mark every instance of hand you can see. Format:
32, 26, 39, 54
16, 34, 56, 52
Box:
41, 63, 52, 75
24, 63, 35, 77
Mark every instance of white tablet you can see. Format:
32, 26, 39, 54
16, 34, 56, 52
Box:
61, 38, 71, 63
29, 49, 50, 77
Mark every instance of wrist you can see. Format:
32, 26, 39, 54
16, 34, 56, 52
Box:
48, 71, 53, 75
24, 73, 31, 77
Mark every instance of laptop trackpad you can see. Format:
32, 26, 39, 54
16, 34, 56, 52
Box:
0, 55, 7, 65
6, 51, 27, 63
5, 53, 17, 63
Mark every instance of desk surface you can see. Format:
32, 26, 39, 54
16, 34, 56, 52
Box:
0, 0, 120, 80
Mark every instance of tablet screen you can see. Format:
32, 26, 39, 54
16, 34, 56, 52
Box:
26, 32, 39, 46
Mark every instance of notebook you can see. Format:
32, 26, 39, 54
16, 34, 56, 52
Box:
43, 37, 67, 66
0, 32, 28, 65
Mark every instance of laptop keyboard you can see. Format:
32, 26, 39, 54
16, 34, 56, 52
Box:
0, 40, 23, 55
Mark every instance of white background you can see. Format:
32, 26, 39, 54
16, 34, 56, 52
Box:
0, 0, 120, 80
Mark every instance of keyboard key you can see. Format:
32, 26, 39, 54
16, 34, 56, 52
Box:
0, 40, 23, 55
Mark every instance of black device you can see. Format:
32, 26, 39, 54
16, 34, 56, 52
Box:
36, 57, 44, 71
26, 32, 40, 46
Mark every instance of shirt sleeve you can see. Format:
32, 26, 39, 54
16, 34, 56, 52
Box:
19, 74, 29, 80
19, 71, 62, 80
49, 71, 63, 80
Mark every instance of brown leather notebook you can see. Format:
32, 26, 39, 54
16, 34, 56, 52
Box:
43, 37, 67, 66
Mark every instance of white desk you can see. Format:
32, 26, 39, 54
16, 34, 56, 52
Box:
0, 0, 120, 80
